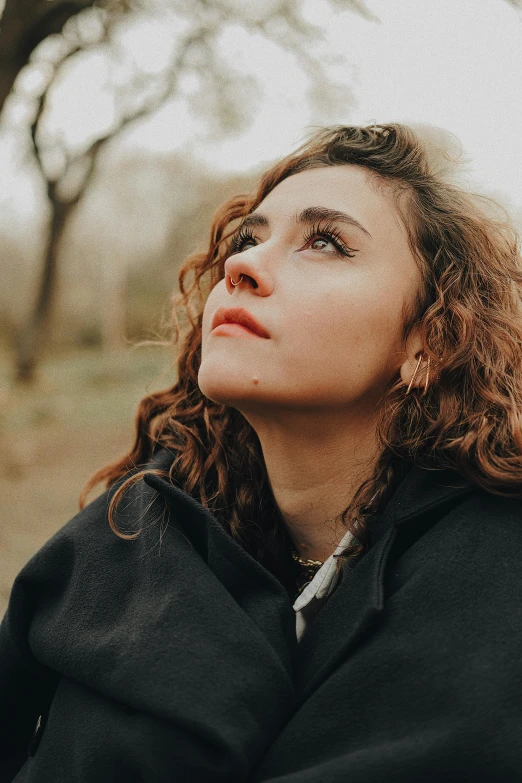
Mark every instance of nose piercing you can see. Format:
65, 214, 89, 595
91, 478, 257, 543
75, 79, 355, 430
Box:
230, 274, 243, 286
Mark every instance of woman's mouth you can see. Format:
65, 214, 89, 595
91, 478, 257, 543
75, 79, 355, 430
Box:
211, 322, 266, 338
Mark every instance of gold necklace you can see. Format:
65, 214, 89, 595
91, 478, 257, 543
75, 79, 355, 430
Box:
290, 547, 324, 568
290, 545, 324, 597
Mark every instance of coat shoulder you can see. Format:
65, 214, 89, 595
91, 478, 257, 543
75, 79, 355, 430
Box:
437, 487, 522, 556
8, 452, 178, 617
388, 484, 522, 620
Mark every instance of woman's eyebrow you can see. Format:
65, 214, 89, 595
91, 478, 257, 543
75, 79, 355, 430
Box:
240, 206, 372, 238
298, 206, 372, 239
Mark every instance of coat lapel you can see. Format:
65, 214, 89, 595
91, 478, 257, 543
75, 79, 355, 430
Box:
145, 461, 473, 701
293, 464, 473, 700
143, 473, 297, 669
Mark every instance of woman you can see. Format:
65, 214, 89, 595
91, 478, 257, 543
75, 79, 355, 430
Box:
2, 123, 522, 782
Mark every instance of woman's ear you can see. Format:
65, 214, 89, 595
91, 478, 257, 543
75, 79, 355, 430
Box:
399, 329, 428, 391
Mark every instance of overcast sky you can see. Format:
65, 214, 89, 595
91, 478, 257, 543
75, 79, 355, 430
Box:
1, 0, 521, 221
193, 0, 522, 211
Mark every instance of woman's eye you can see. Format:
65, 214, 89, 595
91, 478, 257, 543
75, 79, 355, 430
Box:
309, 237, 334, 251
230, 230, 257, 254
300, 226, 358, 258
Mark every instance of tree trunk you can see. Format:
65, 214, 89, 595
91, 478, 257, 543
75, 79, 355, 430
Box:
15, 195, 72, 383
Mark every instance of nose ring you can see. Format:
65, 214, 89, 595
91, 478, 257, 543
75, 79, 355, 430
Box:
230, 274, 243, 286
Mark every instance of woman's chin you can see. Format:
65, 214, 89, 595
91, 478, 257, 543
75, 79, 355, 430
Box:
197, 373, 260, 407
198, 360, 265, 398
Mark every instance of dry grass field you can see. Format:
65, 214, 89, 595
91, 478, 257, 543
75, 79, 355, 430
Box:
0, 346, 173, 618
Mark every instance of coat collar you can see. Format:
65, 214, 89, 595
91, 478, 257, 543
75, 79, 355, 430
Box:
144, 458, 474, 697
143, 472, 298, 669
368, 462, 472, 544
294, 463, 473, 698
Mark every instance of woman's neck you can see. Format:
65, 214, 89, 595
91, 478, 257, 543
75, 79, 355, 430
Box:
249, 409, 380, 562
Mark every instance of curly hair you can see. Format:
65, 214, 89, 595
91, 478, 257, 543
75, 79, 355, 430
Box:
81, 123, 522, 576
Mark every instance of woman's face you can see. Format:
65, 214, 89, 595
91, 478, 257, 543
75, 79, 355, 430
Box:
198, 164, 422, 416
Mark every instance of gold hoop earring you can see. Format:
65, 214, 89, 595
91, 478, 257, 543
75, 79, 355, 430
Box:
406, 354, 423, 395
422, 356, 431, 397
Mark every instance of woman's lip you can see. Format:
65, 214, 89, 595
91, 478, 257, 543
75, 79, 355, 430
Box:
211, 306, 270, 337
211, 323, 266, 338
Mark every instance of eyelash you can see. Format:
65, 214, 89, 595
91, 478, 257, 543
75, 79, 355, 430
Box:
302, 221, 358, 258
229, 221, 358, 259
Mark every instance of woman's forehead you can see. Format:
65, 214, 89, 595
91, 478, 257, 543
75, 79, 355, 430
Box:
258, 165, 404, 239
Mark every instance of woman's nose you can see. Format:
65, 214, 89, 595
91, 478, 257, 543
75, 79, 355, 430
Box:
224, 248, 272, 294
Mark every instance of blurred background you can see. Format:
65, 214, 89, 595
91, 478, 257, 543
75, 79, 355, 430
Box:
1, 0, 521, 616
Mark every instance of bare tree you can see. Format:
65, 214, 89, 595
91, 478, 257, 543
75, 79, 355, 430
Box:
2, 0, 377, 382
0, 0, 134, 116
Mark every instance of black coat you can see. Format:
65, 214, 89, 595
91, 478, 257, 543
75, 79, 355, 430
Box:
1, 450, 522, 782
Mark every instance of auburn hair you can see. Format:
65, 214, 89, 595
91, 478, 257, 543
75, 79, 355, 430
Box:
81, 123, 522, 575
